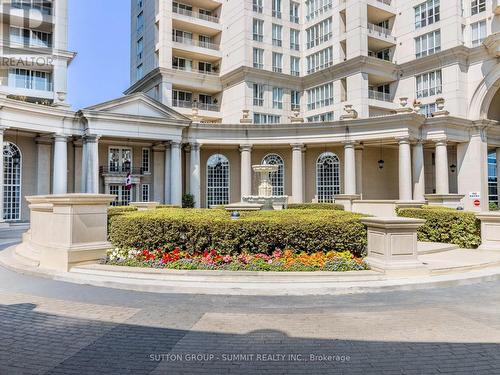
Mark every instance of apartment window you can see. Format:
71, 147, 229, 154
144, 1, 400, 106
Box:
253, 19, 264, 42
136, 64, 144, 80
307, 112, 334, 122
173, 29, 193, 43
173, 2, 192, 13
290, 29, 300, 50
142, 148, 150, 174
253, 48, 264, 69
272, 52, 283, 72
253, 0, 263, 13
254, 113, 281, 124
272, 0, 282, 18
253, 83, 264, 106
416, 70, 442, 98
173, 90, 193, 106
305, 0, 332, 21
306, 47, 333, 74
199, 35, 213, 48
306, 18, 332, 49
368, 48, 391, 61
307, 82, 333, 110
290, 1, 299, 23
9, 68, 52, 91
207, 154, 230, 207
109, 147, 132, 173
420, 103, 437, 117
290, 56, 300, 76
272, 24, 283, 46
136, 37, 144, 60
471, 0, 486, 15
141, 185, 150, 202
415, 30, 441, 58
272, 87, 283, 109
11, 0, 52, 15
415, 0, 440, 29
137, 11, 144, 34
9, 27, 52, 48
173, 57, 193, 71
291, 90, 301, 110
198, 61, 213, 73
471, 20, 487, 47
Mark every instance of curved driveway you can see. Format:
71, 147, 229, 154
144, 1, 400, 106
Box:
0, 228, 499, 374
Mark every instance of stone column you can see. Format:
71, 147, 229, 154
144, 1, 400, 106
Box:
398, 138, 413, 201
291, 143, 304, 203
81, 135, 100, 194
190, 143, 201, 208
52, 134, 68, 194
170, 141, 182, 206
343, 142, 356, 195
36, 137, 52, 195
73, 140, 83, 193
497, 148, 500, 207
355, 145, 363, 197
412, 141, 425, 201
152, 144, 165, 203
435, 140, 449, 195
0, 127, 6, 224
184, 144, 191, 194
164, 142, 171, 204
240, 144, 252, 199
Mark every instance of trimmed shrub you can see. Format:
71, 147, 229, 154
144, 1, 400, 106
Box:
108, 206, 138, 228
182, 194, 195, 208
288, 203, 344, 210
156, 204, 181, 209
397, 208, 481, 249
109, 208, 367, 256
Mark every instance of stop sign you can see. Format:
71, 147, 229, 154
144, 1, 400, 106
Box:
474, 199, 480, 207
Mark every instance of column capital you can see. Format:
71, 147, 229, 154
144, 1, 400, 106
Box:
395, 137, 411, 145
35, 136, 53, 145
239, 144, 252, 152
190, 142, 201, 151
83, 134, 100, 143
163, 141, 172, 150
184, 144, 191, 153
342, 140, 357, 148
433, 139, 448, 147
0, 126, 9, 135
355, 144, 365, 151
170, 140, 182, 148
290, 143, 305, 152
53, 133, 69, 142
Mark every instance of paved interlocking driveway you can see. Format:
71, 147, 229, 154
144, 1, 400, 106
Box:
0, 228, 499, 374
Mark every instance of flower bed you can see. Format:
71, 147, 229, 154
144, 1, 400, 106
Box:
109, 208, 367, 256
106, 247, 368, 272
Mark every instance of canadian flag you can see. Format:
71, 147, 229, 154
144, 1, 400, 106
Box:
125, 173, 132, 190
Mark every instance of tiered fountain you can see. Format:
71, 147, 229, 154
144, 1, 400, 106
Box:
225, 164, 289, 212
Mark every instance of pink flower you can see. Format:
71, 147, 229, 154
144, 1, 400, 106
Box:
223, 255, 232, 264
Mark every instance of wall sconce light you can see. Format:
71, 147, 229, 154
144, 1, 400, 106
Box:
449, 164, 457, 173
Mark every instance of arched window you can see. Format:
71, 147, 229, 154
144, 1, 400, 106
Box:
3, 142, 22, 221
316, 152, 340, 203
207, 154, 230, 207
262, 153, 284, 196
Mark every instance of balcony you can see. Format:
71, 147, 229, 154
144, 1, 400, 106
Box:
172, 35, 219, 50
172, 66, 218, 76
367, 23, 396, 50
368, 90, 392, 102
172, 7, 219, 24
172, 99, 220, 112
100, 166, 146, 176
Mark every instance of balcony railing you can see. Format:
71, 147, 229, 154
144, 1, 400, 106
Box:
172, 66, 219, 76
172, 99, 220, 112
172, 7, 220, 24
10, 77, 53, 92
100, 166, 146, 175
368, 90, 392, 102
367, 23, 392, 38
9, 36, 52, 49
172, 36, 219, 51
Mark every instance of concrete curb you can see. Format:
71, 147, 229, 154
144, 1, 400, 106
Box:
3, 245, 500, 295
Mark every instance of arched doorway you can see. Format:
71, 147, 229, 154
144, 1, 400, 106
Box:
316, 152, 341, 203
262, 153, 284, 196
486, 83, 500, 207
206, 154, 230, 207
3, 142, 22, 221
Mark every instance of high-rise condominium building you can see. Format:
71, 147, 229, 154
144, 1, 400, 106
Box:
0, 0, 73, 106
127, 0, 499, 124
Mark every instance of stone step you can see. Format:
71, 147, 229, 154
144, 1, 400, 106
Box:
417, 242, 459, 255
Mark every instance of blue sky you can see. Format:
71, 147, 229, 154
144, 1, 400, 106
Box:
67, 0, 131, 110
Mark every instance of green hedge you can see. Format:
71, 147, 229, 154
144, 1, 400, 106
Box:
156, 204, 181, 209
109, 208, 367, 256
287, 203, 344, 210
397, 208, 481, 249
108, 206, 138, 227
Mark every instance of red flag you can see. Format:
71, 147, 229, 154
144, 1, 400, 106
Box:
125, 173, 132, 190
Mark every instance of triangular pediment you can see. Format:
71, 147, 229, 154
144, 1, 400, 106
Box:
83, 93, 190, 121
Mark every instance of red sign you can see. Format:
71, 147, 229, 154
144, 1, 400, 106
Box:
474, 199, 481, 207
